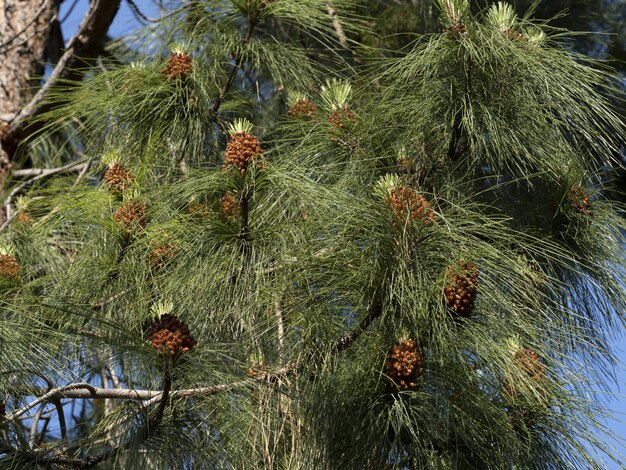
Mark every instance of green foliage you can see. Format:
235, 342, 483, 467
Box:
1, 1, 625, 469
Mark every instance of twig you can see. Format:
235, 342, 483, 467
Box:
28, 403, 47, 449
0, 160, 92, 231
336, 295, 382, 352
211, 14, 258, 114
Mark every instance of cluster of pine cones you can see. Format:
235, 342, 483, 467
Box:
104, 163, 135, 194
328, 107, 356, 130
0, 253, 19, 283
220, 193, 239, 222
186, 201, 210, 219
222, 132, 263, 174
444, 261, 479, 317
146, 314, 195, 356
386, 186, 435, 225
384, 339, 425, 391
288, 99, 318, 119
444, 20, 468, 37
567, 185, 593, 217
161, 52, 193, 81
114, 200, 148, 232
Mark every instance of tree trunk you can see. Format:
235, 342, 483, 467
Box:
0, 0, 60, 181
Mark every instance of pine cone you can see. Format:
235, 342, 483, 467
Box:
0, 254, 19, 282
504, 348, 546, 399
246, 363, 267, 379
513, 348, 545, 381
288, 99, 318, 118
17, 210, 33, 224
222, 132, 263, 175
503, 28, 524, 41
186, 201, 210, 219
386, 186, 435, 226
384, 339, 425, 391
114, 200, 148, 232
146, 314, 195, 356
0, 399, 5, 419
444, 20, 468, 38
220, 193, 239, 222
444, 261, 479, 318
328, 106, 356, 130
567, 186, 593, 217
161, 52, 193, 81
103, 163, 135, 194
147, 242, 177, 270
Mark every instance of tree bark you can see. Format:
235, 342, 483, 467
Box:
0, 0, 60, 183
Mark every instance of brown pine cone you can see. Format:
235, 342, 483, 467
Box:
220, 193, 240, 222
161, 52, 193, 81
384, 339, 425, 391
0, 254, 20, 282
386, 186, 435, 226
186, 201, 210, 218
567, 186, 593, 217
146, 314, 195, 356
17, 210, 33, 224
114, 200, 148, 232
222, 132, 263, 175
288, 99, 318, 118
328, 106, 356, 130
147, 242, 177, 270
444, 261, 479, 318
513, 348, 545, 381
103, 163, 135, 194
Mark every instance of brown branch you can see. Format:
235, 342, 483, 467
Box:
336, 295, 383, 351
211, 15, 258, 114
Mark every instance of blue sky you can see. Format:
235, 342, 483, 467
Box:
58, 0, 626, 466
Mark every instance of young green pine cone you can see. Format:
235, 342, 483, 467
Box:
384, 339, 425, 391
444, 261, 479, 318
146, 314, 195, 356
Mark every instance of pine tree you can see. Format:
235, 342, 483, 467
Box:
1, 1, 625, 469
